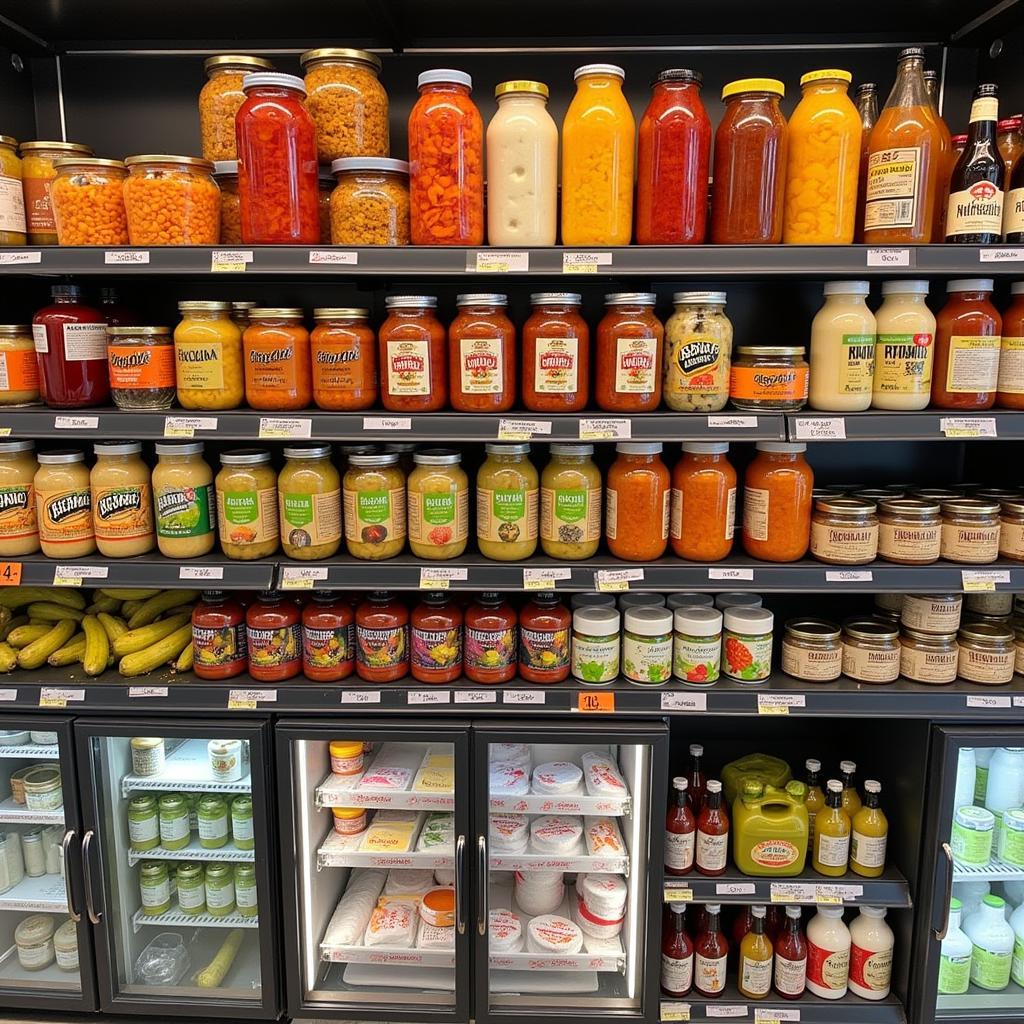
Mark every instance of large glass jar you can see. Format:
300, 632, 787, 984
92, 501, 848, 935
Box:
519, 592, 571, 684
243, 308, 312, 411
343, 451, 407, 560
663, 291, 732, 412
464, 592, 517, 683
408, 70, 484, 245
0, 137, 26, 245
199, 55, 274, 161
871, 280, 936, 411
301, 593, 354, 682
216, 449, 279, 560
378, 295, 447, 412
998, 281, 1024, 408
670, 442, 736, 562
411, 593, 463, 683
522, 292, 589, 412
174, 301, 245, 410
236, 72, 319, 244
561, 64, 634, 245
19, 141, 93, 244
123, 155, 220, 246
34, 450, 95, 558
0, 441, 39, 557
50, 158, 129, 246
300, 48, 389, 162
278, 444, 341, 561
91, 442, 156, 559
355, 590, 409, 682
152, 441, 216, 559
596, 293, 663, 412
808, 281, 876, 412
311, 307, 377, 410
249, 594, 303, 680
32, 284, 110, 408
710, 79, 788, 244
329, 157, 409, 245
192, 590, 248, 679
213, 160, 241, 243
636, 69, 711, 245
476, 443, 539, 561
931, 279, 1001, 411
487, 80, 558, 246
742, 442, 814, 563
449, 293, 515, 412
408, 449, 469, 560
0, 325, 40, 406
106, 326, 176, 410
541, 444, 602, 560
606, 442, 670, 561
783, 70, 862, 244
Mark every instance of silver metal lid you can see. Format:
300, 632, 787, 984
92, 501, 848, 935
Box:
456, 293, 508, 306
94, 442, 142, 456
549, 444, 594, 457
385, 295, 437, 309
37, 450, 84, 465
418, 69, 472, 89
331, 157, 409, 175
413, 448, 461, 466
155, 442, 204, 456
485, 443, 530, 456
220, 449, 272, 466
242, 72, 306, 94
349, 452, 400, 467
672, 291, 726, 305
574, 63, 625, 80
212, 160, 238, 177
604, 292, 656, 306
283, 444, 333, 459
531, 292, 582, 305
784, 618, 842, 642
0, 441, 33, 454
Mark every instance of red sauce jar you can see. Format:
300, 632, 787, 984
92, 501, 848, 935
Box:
411, 593, 463, 683
33, 284, 110, 408
302, 591, 355, 681
931, 278, 1002, 410
522, 292, 589, 412
355, 590, 410, 682
464, 592, 517, 684
595, 292, 663, 412
246, 591, 302, 681
449, 293, 515, 412
378, 295, 447, 412
518, 592, 571, 684
999, 281, 1024, 409
192, 590, 248, 680
236, 72, 319, 244
637, 69, 712, 245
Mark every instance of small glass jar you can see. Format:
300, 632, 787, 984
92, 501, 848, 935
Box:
0, 137, 26, 245
0, 326, 40, 406
877, 498, 942, 565
449, 293, 516, 413
571, 606, 620, 685
623, 607, 673, 685
19, 141, 93, 244
176, 862, 206, 915
174, 301, 245, 411
663, 291, 733, 412
540, 444, 602, 561
130, 737, 165, 776
595, 293, 663, 413
213, 160, 241, 243
50, 158, 129, 245
54, 919, 78, 972
23, 764, 62, 811
841, 619, 900, 684
958, 623, 1015, 684
901, 593, 962, 634
235, 863, 258, 918
1000, 809, 1024, 867
781, 618, 842, 682
329, 157, 410, 245
476, 444, 539, 561
940, 498, 1001, 563
14, 913, 54, 971
332, 805, 367, 836
243, 308, 312, 411
106, 326, 176, 410
723, 606, 774, 682
951, 806, 994, 865
205, 862, 236, 917
197, 795, 229, 850
140, 861, 172, 916
810, 497, 878, 565
673, 606, 723, 685
899, 628, 959, 685
998, 498, 1024, 561
199, 55, 275, 161
123, 155, 221, 245
158, 794, 190, 851
128, 794, 159, 853
730, 346, 809, 410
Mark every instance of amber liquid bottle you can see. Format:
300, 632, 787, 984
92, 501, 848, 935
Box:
946, 84, 1004, 244
774, 905, 808, 999
738, 905, 774, 999
694, 903, 728, 998
812, 779, 851, 877
924, 70, 954, 240
661, 904, 694, 996
1006, 133, 1024, 241
804, 757, 825, 845
854, 83, 878, 242
840, 759, 862, 816
850, 779, 889, 878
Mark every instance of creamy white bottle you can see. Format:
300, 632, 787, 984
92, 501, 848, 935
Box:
871, 279, 937, 410
849, 906, 894, 999
809, 280, 876, 411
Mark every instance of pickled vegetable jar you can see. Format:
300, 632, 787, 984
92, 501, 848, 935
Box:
636, 69, 711, 245
174, 301, 245, 410
0, 440, 39, 556
742, 442, 814, 562
663, 291, 732, 412
343, 451, 406, 560
278, 444, 341, 560
205, 862, 236, 916
106, 326, 176, 411
199, 55, 274, 161
19, 141, 92, 244
153, 441, 216, 559
235, 863, 258, 917
213, 160, 241, 243
379, 295, 447, 412
670, 442, 737, 561
408, 449, 469, 560
0, 325, 40, 406
197, 795, 229, 849
596, 293, 663, 412
519, 592, 571, 683
540, 444, 601, 560
783, 70, 862, 244
123, 155, 221, 246
606, 442, 670, 561
561, 64, 634, 245
0, 137, 26, 245
711, 79, 788, 244
91, 441, 156, 558
33, 284, 110, 408
408, 70, 484, 245
176, 862, 206, 915
158, 794, 189, 851
931, 278, 1001, 410
522, 292, 589, 412
128, 794, 159, 853
236, 72, 319, 244
243, 307, 312, 410
477, 444, 539, 561
216, 449, 279, 560
311, 307, 377, 410
247, 591, 302, 681
50, 158, 128, 246
449, 293, 515, 412
139, 862, 171, 916
329, 157, 409, 245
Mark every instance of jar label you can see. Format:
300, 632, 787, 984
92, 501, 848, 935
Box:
1004, 187, 1024, 236
1000, 519, 1024, 559
477, 487, 538, 545
32, 324, 48, 355
303, 623, 354, 672
571, 634, 619, 683
998, 337, 1024, 394
664, 829, 695, 871
534, 337, 579, 393
344, 486, 406, 546
899, 642, 959, 684
194, 623, 248, 669
93, 483, 154, 544
0, 347, 39, 395
541, 486, 601, 544
0, 484, 36, 542
750, 838, 800, 868
864, 146, 921, 230
313, 337, 370, 392
236, 880, 258, 909
959, 645, 1015, 684
61, 322, 106, 363
128, 815, 158, 845
386, 339, 431, 396
695, 830, 727, 871
850, 943, 892, 993
23, 174, 54, 234
781, 638, 842, 681
246, 339, 298, 393
878, 521, 940, 562
724, 629, 773, 681
815, 829, 851, 867
218, 486, 279, 548
842, 641, 901, 683
356, 624, 408, 671
946, 182, 1004, 238
156, 483, 215, 539
729, 364, 809, 404
901, 595, 962, 633
55, 946, 79, 971
661, 952, 693, 993
944, 335, 1001, 393
248, 623, 301, 671
408, 488, 469, 547
38, 487, 93, 544
280, 488, 341, 549
614, 336, 658, 393
940, 522, 1001, 562
1008, 826, 1024, 867
199, 814, 228, 841
851, 831, 888, 868
465, 625, 516, 673
519, 626, 569, 676
694, 952, 727, 994
743, 487, 769, 542
159, 812, 189, 843
806, 939, 850, 991
837, 334, 876, 394
176, 340, 225, 390
206, 881, 235, 910
774, 954, 807, 996
459, 337, 504, 394
108, 344, 176, 390
0, 175, 26, 234
1016, 640, 1024, 678
673, 635, 722, 684
740, 954, 773, 995
232, 813, 255, 843
671, 335, 724, 391
412, 625, 462, 671
810, 519, 878, 564
873, 333, 933, 396
939, 952, 972, 994
970, 946, 1012, 990
623, 634, 672, 684
178, 879, 206, 910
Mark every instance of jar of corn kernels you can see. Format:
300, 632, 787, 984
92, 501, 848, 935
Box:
329, 158, 410, 245
123, 155, 221, 246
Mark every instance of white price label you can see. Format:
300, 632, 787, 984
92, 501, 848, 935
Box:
408, 690, 452, 705
770, 882, 816, 903
163, 415, 217, 437
661, 692, 707, 712
579, 418, 631, 440
363, 416, 412, 431
758, 694, 806, 715
179, 566, 224, 581
0, 251, 41, 265
228, 688, 277, 709
53, 565, 108, 587
54, 415, 99, 430
0, 689, 16, 701
258, 417, 312, 439
562, 251, 613, 273
39, 687, 84, 708
523, 567, 572, 590
129, 686, 168, 698
497, 418, 552, 440
1014, 696, 1024, 707
419, 567, 469, 590
281, 566, 329, 590
661, 1003, 690, 1022
454, 690, 498, 704
962, 570, 1010, 592
309, 249, 358, 264
707, 1005, 748, 1017
941, 416, 997, 438
502, 690, 546, 705
980, 247, 1024, 262
104, 249, 150, 264
707, 415, 758, 429
716, 882, 756, 896
708, 567, 754, 581
867, 248, 911, 266
472, 250, 530, 272
211, 249, 253, 271
596, 568, 644, 592
341, 690, 383, 704
755, 1010, 799, 1023
967, 695, 1012, 709
793, 417, 846, 440
826, 570, 873, 582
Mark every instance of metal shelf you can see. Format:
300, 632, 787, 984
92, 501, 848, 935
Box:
952, 855, 1024, 882
489, 793, 630, 816
490, 850, 629, 873
0, 744, 59, 761
316, 830, 453, 870
938, 984, 1024, 1012
788, 410, 1024, 441
126, 836, 255, 867
662, 988, 907, 1023
0, 797, 63, 825
315, 774, 454, 812
320, 941, 455, 968
0, 873, 67, 912
131, 904, 258, 933
121, 738, 251, 797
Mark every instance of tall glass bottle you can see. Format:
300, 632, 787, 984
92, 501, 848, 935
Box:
695, 903, 728, 998
854, 83, 878, 241
805, 757, 825, 845
946, 84, 1004, 244
688, 742, 707, 812
662, 903, 694, 996
1005, 144, 1024, 241
924, 70, 954, 241
738, 905, 774, 999
812, 779, 851, 877
840, 759, 862, 816
864, 48, 945, 243
665, 775, 696, 876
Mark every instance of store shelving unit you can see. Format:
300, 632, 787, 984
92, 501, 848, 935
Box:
661, 988, 906, 1024
125, 836, 255, 867
130, 904, 259, 934
120, 738, 251, 796
0, 873, 67, 913
0, 796, 63, 825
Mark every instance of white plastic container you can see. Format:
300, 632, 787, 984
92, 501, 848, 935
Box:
975, 747, 995, 804
953, 880, 991, 918
806, 906, 851, 999
871, 279, 936, 411
849, 906, 894, 999
985, 748, 1024, 840
1009, 901, 1024, 986
809, 281, 876, 412
963, 893, 1014, 991
953, 747, 976, 819
938, 898, 973, 994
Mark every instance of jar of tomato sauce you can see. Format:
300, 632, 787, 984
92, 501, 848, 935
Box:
519, 592, 571, 684
246, 591, 302, 681
464, 592, 517, 684
742, 442, 814, 563
379, 295, 447, 412
311, 308, 377, 411
998, 281, 1024, 408
606, 442, 670, 561
449, 293, 515, 412
596, 293, 663, 412
192, 590, 249, 680
931, 279, 1002, 410
522, 293, 589, 412
670, 442, 737, 561
302, 591, 355, 681
355, 590, 410, 682
411, 593, 463, 684
243, 308, 313, 411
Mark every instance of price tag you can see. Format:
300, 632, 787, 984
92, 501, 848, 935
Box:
1014, 696, 1024, 707
661, 692, 707, 712
54, 415, 99, 430
455, 690, 498, 704
770, 882, 815, 903
53, 565, 108, 586
966, 694, 1012, 709
579, 417, 631, 440
576, 692, 615, 713
814, 888, 844, 905
707, 415, 758, 429
0, 690, 16, 702
363, 416, 412, 431
980, 247, 1024, 262
163, 415, 217, 437
179, 565, 224, 581
281, 566, 329, 590
0, 251, 41, 265
707, 1007, 747, 1019
258, 417, 312, 439
941, 416, 997, 438
664, 887, 693, 903
408, 690, 452, 705
228, 688, 276, 709
129, 686, 168, 698
716, 882, 756, 896
472, 250, 530, 272
39, 688, 84, 708
563, 251, 613, 273
0, 562, 21, 586
758, 694, 806, 715
793, 417, 846, 440
660, 1002, 690, 1022
708, 567, 753, 581
308, 249, 358, 264
962, 570, 1010, 592
825, 570, 873, 582
523, 567, 572, 590
497, 418, 552, 440
341, 690, 382, 705
419, 567, 469, 590
503, 689, 546, 705
596, 568, 644, 592
0, 428, 10, 437
755, 1010, 799, 1023
211, 249, 253, 272
866, 248, 911, 266
104, 249, 149, 264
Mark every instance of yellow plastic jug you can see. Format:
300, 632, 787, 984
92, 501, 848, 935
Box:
732, 779, 809, 876
722, 752, 792, 805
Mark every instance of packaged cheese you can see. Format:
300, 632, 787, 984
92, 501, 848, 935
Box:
527, 914, 584, 954
364, 899, 419, 947
415, 811, 454, 853
490, 813, 530, 853
490, 742, 531, 768
384, 868, 436, 901
321, 868, 387, 946
584, 816, 626, 856
359, 809, 424, 853
418, 921, 455, 949
489, 908, 524, 952
532, 761, 583, 795
582, 751, 627, 796
414, 749, 455, 792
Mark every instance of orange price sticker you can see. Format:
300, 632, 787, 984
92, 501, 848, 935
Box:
576, 692, 615, 714
0, 563, 22, 586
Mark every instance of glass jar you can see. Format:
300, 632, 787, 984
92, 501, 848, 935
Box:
999, 498, 1024, 560
301, 48, 389, 161
998, 115, 1024, 181
343, 451, 407, 560
476, 443, 539, 561
106, 326, 176, 410
243, 308, 312, 410
90, 442, 156, 558
0, 137, 26, 244
899, 627, 959, 684
279, 444, 341, 560
232, 794, 255, 849
139, 862, 173, 917
318, 169, 333, 242
673, 606, 723, 684
932, 279, 1003, 411
997, 281, 1024, 408
329, 157, 409, 245
355, 590, 410, 682
158, 794, 190, 851
411, 593, 463, 684
213, 160, 241, 243
310, 307, 377, 411
0, 440, 39, 557
561, 64, 635, 245
14, 914, 54, 971
205, 862, 236, 917
622, 607, 673, 685
152, 441, 216, 559
670, 442, 737, 561
810, 497, 878, 565
197, 795, 229, 850
572, 605, 620, 684
730, 346, 809, 411
519, 592, 571, 684
449, 293, 515, 413
464, 593, 517, 684
54, 920, 78, 973
540, 444, 601, 560
940, 498, 1001, 563
409, 70, 484, 245
606, 442, 670, 561
301, 593, 355, 682
871, 280, 937, 410
216, 449, 279, 560
408, 449, 469, 560
378, 295, 447, 412
0, 832, 23, 894
247, 592, 302, 681
34, 449, 95, 558
237, 72, 319, 244
235, 863, 258, 917
122, 155, 220, 245
596, 293, 663, 412
958, 623, 1015, 684
487, 81, 558, 245
130, 737, 165, 776
199, 55, 274, 161
877, 498, 941, 564
19, 141, 93, 243
231, 302, 256, 330
522, 293, 589, 412
901, 594, 962, 634
809, 281, 877, 412
742, 442, 814, 563
663, 291, 732, 412
711, 79, 788, 243
176, 862, 206, 915
723, 606, 774, 682
0, 325, 40, 406
783, 70, 861, 244
781, 619, 842, 682
174, 301, 245, 410
841, 619, 901, 683
33, 284, 110, 408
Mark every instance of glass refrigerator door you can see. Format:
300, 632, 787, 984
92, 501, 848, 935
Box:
277, 720, 471, 1021
75, 719, 278, 1017
474, 720, 667, 1024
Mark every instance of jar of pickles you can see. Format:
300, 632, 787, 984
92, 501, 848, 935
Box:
50, 158, 129, 246
19, 141, 93, 244
0, 137, 26, 245
199, 55, 275, 161
213, 160, 241, 244
174, 301, 245, 410
123, 155, 221, 246
329, 157, 410, 245
663, 292, 732, 412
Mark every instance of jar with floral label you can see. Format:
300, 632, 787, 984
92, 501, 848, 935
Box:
571, 606, 620, 685
90, 442, 156, 558
595, 293, 663, 412
411, 593, 463, 684
301, 592, 354, 681
343, 451, 407, 560
663, 292, 732, 412
673, 606, 722, 685
519, 592, 570, 683
356, 590, 409, 682
623, 606, 673, 685
477, 444, 539, 561
246, 592, 302, 681
781, 619, 843, 682
958, 623, 1015, 684
899, 628, 959, 684
940, 498, 1001, 563
877, 498, 941, 564
723, 606, 774, 682
449, 293, 515, 412
841, 620, 901, 683
378, 295, 447, 412
901, 593, 962, 634
810, 497, 878, 565
192, 591, 248, 680
408, 449, 469, 560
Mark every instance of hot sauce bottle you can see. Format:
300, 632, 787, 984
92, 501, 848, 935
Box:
688, 743, 707, 813
696, 779, 729, 876
694, 903, 728, 998
661, 904, 694, 996
738, 905, 774, 1000
774, 905, 808, 999
665, 776, 696, 876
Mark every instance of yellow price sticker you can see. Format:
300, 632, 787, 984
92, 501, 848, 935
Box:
281, 577, 316, 590
0, 428, 11, 437
758, 704, 789, 715
228, 697, 257, 710
660, 1004, 690, 1022
596, 579, 630, 592
39, 695, 67, 708
663, 887, 693, 903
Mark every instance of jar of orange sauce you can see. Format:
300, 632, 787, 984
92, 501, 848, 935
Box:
243, 308, 312, 410
605, 442, 670, 561
742, 441, 814, 563
310, 307, 377, 410
670, 441, 737, 561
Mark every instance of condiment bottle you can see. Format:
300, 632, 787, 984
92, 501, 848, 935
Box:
774, 905, 808, 999
696, 779, 729, 876
518, 592, 570, 684
923, 70, 954, 240
998, 281, 1024, 408
463, 592, 517, 684
731, 905, 753, 965
688, 743, 707, 813
738, 905, 773, 999
410, 593, 463, 684
871, 279, 936, 410
938, 898, 972, 994
804, 758, 825, 845
946, 84, 1004, 244
849, 906, 894, 1000
808, 281, 876, 412
448, 293, 516, 413
931, 278, 1001, 411
665, 776, 696, 876
840, 760, 862, 816
245, 592, 302, 681
812, 779, 851, 877
851, 779, 889, 878
694, 903, 728, 997
661, 903, 694, 996
806, 906, 851, 999
192, 591, 249, 680
853, 83, 878, 241
90, 442, 156, 558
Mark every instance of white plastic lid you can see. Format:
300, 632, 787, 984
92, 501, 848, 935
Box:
827, 779, 843, 793
724, 606, 774, 633
667, 593, 716, 610
674, 606, 723, 637
817, 906, 844, 918
625, 606, 673, 636
573, 606, 620, 635
616, 442, 663, 455
672, 776, 688, 791
948, 278, 994, 292
619, 592, 666, 609
752, 905, 766, 918
715, 592, 764, 610
574, 63, 625, 80
864, 779, 881, 794
682, 442, 729, 454
690, 743, 703, 756
243, 72, 306, 94
840, 760, 857, 774
786, 905, 802, 918
706, 780, 721, 793
418, 69, 472, 89
860, 906, 887, 918
571, 593, 617, 610
806, 758, 822, 771
881, 279, 929, 295
755, 441, 807, 453
824, 280, 870, 296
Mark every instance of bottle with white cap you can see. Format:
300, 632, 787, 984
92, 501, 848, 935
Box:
931, 279, 1001, 410
939, 897, 973, 993
848, 906, 894, 999
809, 281, 877, 412
871, 280, 936, 410
805, 905, 851, 998
963, 893, 1014, 990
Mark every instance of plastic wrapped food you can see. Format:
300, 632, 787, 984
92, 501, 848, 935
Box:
415, 812, 454, 853
360, 744, 420, 790
530, 815, 583, 854
360, 809, 424, 853
490, 813, 529, 853
413, 749, 455, 793
384, 868, 436, 900
489, 909, 524, 952
491, 761, 530, 796
527, 915, 583, 954
584, 816, 626, 856
364, 899, 418, 947
123, 155, 220, 246
532, 761, 583, 795
418, 921, 455, 949
322, 868, 386, 946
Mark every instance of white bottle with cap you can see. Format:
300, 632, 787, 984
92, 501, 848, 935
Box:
848, 906, 894, 999
964, 894, 1013, 990
938, 898, 973, 994
975, 747, 995, 804
953, 880, 991, 918
805, 905, 851, 999
809, 280, 877, 412
954, 747, 977, 821
984, 748, 1024, 841
871, 279, 936, 411
1009, 900, 1024, 985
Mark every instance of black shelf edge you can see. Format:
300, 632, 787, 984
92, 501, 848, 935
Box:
15, 553, 273, 590
787, 410, 1023, 441
660, 988, 906, 1024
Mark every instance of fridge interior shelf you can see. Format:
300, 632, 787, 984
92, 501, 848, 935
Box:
316, 830, 452, 870
938, 984, 1024, 1012
121, 739, 251, 797
489, 793, 631, 816
0, 797, 64, 826
489, 851, 630, 874
131, 904, 259, 934
952, 855, 1024, 882
320, 941, 456, 968
0, 744, 58, 761
662, 988, 907, 1023
0, 943, 81, 990
315, 756, 454, 811
0, 873, 67, 913
126, 836, 256, 867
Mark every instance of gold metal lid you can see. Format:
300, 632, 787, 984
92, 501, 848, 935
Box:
124, 154, 215, 172
178, 300, 231, 313
107, 326, 171, 337
19, 141, 92, 155
843, 618, 900, 642
313, 308, 371, 319
878, 497, 941, 517
51, 157, 126, 171
0, 136, 17, 148
959, 621, 1014, 643
940, 497, 1001, 516
814, 496, 877, 517
205, 55, 275, 73
249, 308, 304, 319
902, 627, 958, 643
0, 326, 30, 336
736, 345, 805, 356
495, 80, 549, 99
784, 618, 841, 642
300, 47, 382, 72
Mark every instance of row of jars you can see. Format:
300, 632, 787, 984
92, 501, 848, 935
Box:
139, 860, 256, 919
128, 791, 253, 853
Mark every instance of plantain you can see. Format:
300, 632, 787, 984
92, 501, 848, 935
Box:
0, 587, 86, 610
96, 613, 129, 646
98, 588, 161, 601
118, 623, 192, 677
17, 619, 78, 671
26, 602, 86, 623
174, 642, 194, 673
86, 595, 122, 614
80, 615, 110, 677
0, 643, 16, 673
120, 600, 144, 621
112, 613, 192, 658
126, 590, 199, 629
48, 635, 86, 667
7, 624, 53, 648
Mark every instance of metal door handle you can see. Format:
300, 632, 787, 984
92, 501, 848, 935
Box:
81, 829, 102, 925
61, 829, 80, 923
477, 835, 488, 937
455, 835, 466, 935
934, 842, 954, 940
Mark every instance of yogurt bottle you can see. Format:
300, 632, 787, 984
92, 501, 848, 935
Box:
963, 894, 1013, 991
985, 748, 1024, 842
938, 898, 973, 994
953, 747, 976, 820
849, 906, 894, 1000
806, 906, 851, 999
1010, 901, 1024, 986
953, 880, 991, 918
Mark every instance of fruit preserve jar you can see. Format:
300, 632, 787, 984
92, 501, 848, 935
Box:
19, 141, 93, 244
123, 155, 221, 245
449, 294, 515, 413
742, 442, 814, 562
379, 295, 447, 412
606, 442, 670, 561
596, 293, 663, 412
931, 279, 1002, 411
32, 285, 110, 408
311, 308, 377, 410
242, 308, 312, 411
199, 55, 274, 161
522, 293, 589, 412
50, 158, 129, 246
0, 136, 26, 245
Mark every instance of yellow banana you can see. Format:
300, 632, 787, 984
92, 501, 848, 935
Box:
18, 619, 78, 671
118, 624, 192, 677
48, 635, 86, 667
174, 642, 194, 672
26, 602, 86, 623
7, 624, 52, 648
127, 591, 199, 629
0, 587, 86, 610
113, 613, 192, 657
98, 588, 161, 601
81, 615, 110, 677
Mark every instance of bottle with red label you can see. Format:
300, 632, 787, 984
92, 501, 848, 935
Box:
694, 903, 728, 998
665, 775, 696, 876
805, 905, 851, 999
301, 591, 355, 681
687, 743, 707, 813
411, 592, 463, 683
245, 592, 302, 681
33, 284, 110, 408
518, 592, 570, 684
661, 903, 694, 996
945, 84, 1004, 244
463, 592, 517, 684
696, 779, 729, 876
355, 590, 410, 682
774, 905, 808, 999
848, 906, 894, 1000
192, 590, 249, 680
378, 295, 447, 413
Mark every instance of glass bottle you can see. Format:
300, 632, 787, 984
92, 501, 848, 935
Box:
774, 905, 808, 999
662, 903, 694, 996
694, 903, 728, 997
738, 905, 773, 999
665, 776, 696, 876
731, 905, 754, 968
851, 779, 889, 878
931, 278, 1001, 411
871, 279, 937, 411
812, 779, 851, 877
946, 84, 1004, 243
840, 760, 862, 816
100, 287, 137, 328
854, 83, 878, 241
688, 743, 707, 812
924, 70, 955, 241
997, 115, 1024, 184
804, 758, 825, 845
696, 779, 729, 876
808, 280, 877, 412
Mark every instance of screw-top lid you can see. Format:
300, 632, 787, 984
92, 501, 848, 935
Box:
806, 758, 822, 772
313, 307, 371, 320
212, 160, 238, 177
672, 776, 688, 791
674, 606, 723, 637
824, 280, 870, 295
178, 300, 231, 313
948, 278, 994, 293
205, 55, 274, 73
682, 442, 729, 455
624, 606, 673, 636
0, 441, 33, 454
690, 744, 703, 756
219, 448, 271, 466
950, 897, 962, 911
785, 618, 842, 642
724, 605, 774, 633
495, 79, 549, 99
667, 593, 715, 610
898, 47, 926, 60
827, 779, 843, 794
844, 618, 899, 641
574, 63, 625, 80
881, 279, 929, 295
413, 448, 461, 466
604, 292, 656, 306
571, 593, 617, 609
984, 894, 1005, 908
418, 69, 472, 89
37, 450, 84, 465
573, 605, 620, 635
817, 905, 845, 918
531, 292, 582, 305
656, 68, 703, 86
349, 451, 400, 468
801, 68, 853, 85
673, 290, 726, 305
619, 592, 666, 610
550, 444, 594, 457
786, 905, 802, 919
300, 47, 382, 71
755, 441, 807, 454
385, 295, 437, 309
864, 780, 881, 795
457, 293, 508, 307
243, 72, 306, 93
485, 443, 530, 456
840, 760, 857, 774
706, 780, 721, 793
331, 157, 409, 175
283, 444, 332, 460
715, 592, 763, 610
615, 442, 663, 455
752, 905, 767, 918
722, 77, 785, 99
94, 442, 141, 456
